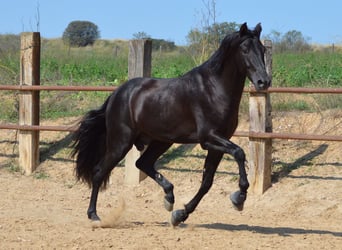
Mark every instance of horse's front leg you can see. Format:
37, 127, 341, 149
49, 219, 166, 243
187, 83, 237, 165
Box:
228, 145, 249, 211
200, 132, 249, 211
171, 150, 223, 226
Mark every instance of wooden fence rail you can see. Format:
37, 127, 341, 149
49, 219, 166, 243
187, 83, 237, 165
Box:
0, 33, 341, 194
2, 85, 342, 93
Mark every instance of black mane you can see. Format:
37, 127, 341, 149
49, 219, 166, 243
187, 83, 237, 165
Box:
204, 24, 260, 74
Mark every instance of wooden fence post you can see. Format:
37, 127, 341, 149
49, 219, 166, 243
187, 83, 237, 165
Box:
248, 40, 273, 194
19, 32, 40, 175
124, 39, 152, 185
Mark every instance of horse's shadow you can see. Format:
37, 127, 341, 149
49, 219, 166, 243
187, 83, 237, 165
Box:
125, 221, 342, 237
157, 143, 237, 175
39, 137, 342, 182
196, 223, 342, 237
0, 139, 18, 159
272, 143, 342, 182
40, 133, 74, 163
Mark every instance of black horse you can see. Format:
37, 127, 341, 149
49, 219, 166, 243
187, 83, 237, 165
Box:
72, 23, 270, 226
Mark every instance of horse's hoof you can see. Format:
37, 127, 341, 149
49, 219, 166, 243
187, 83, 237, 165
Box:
88, 212, 101, 221
164, 198, 174, 212
171, 209, 188, 227
230, 191, 247, 211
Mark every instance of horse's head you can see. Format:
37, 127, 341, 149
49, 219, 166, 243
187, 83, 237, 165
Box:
238, 23, 271, 91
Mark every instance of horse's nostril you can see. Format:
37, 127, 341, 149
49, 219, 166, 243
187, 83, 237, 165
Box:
257, 80, 265, 88
257, 79, 271, 90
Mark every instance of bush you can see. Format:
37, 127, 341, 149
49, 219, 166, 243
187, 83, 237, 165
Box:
62, 21, 100, 47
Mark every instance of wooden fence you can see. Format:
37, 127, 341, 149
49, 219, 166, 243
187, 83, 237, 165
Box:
1, 33, 342, 194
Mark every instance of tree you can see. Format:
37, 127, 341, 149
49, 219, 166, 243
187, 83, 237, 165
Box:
132, 31, 151, 40
264, 29, 311, 53
187, 22, 240, 49
186, 0, 240, 63
263, 29, 282, 45
63, 21, 100, 47
187, 21, 240, 63
280, 30, 311, 52
205, 22, 240, 46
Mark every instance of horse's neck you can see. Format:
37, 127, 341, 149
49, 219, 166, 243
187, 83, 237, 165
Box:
217, 62, 246, 97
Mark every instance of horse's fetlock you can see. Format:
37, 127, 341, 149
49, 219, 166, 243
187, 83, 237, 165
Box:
239, 179, 249, 191
165, 183, 174, 193
165, 192, 175, 204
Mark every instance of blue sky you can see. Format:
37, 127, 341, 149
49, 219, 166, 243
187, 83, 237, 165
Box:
1, 0, 341, 45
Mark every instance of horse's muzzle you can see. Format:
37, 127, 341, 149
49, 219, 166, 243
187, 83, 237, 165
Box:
255, 77, 271, 91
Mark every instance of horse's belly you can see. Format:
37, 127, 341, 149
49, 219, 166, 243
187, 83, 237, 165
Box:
138, 117, 198, 143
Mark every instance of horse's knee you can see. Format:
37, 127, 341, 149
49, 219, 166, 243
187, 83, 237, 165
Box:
134, 137, 146, 151
233, 147, 245, 162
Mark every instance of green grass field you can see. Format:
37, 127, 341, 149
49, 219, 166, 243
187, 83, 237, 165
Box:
0, 37, 341, 122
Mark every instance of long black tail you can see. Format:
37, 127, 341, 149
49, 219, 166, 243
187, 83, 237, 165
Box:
71, 97, 110, 188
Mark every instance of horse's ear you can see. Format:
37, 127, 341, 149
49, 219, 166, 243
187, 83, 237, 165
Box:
254, 23, 262, 38
239, 22, 248, 36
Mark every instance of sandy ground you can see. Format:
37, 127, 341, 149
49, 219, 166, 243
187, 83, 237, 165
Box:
0, 110, 341, 249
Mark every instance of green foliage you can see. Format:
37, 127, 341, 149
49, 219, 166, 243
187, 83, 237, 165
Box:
152, 49, 195, 78
34, 171, 49, 179
187, 21, 240, 63
151, 39, 176, 52
314, 94, 342, 110
0, 34, 20, 84
5, 161, 21, 173
0, 34, 20, 51
0, 92, 18, 122
273, 52, 342, 87
40, 38, 128, 84
273, 100, 311, 111
62, 21, 100, 47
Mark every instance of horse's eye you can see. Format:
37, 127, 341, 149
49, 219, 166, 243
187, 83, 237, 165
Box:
241, 45, 249, 54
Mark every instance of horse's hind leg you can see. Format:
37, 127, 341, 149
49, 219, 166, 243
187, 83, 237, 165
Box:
135, 141, 175, 211
171, 150, 223, 226
88, 137, 133, 221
